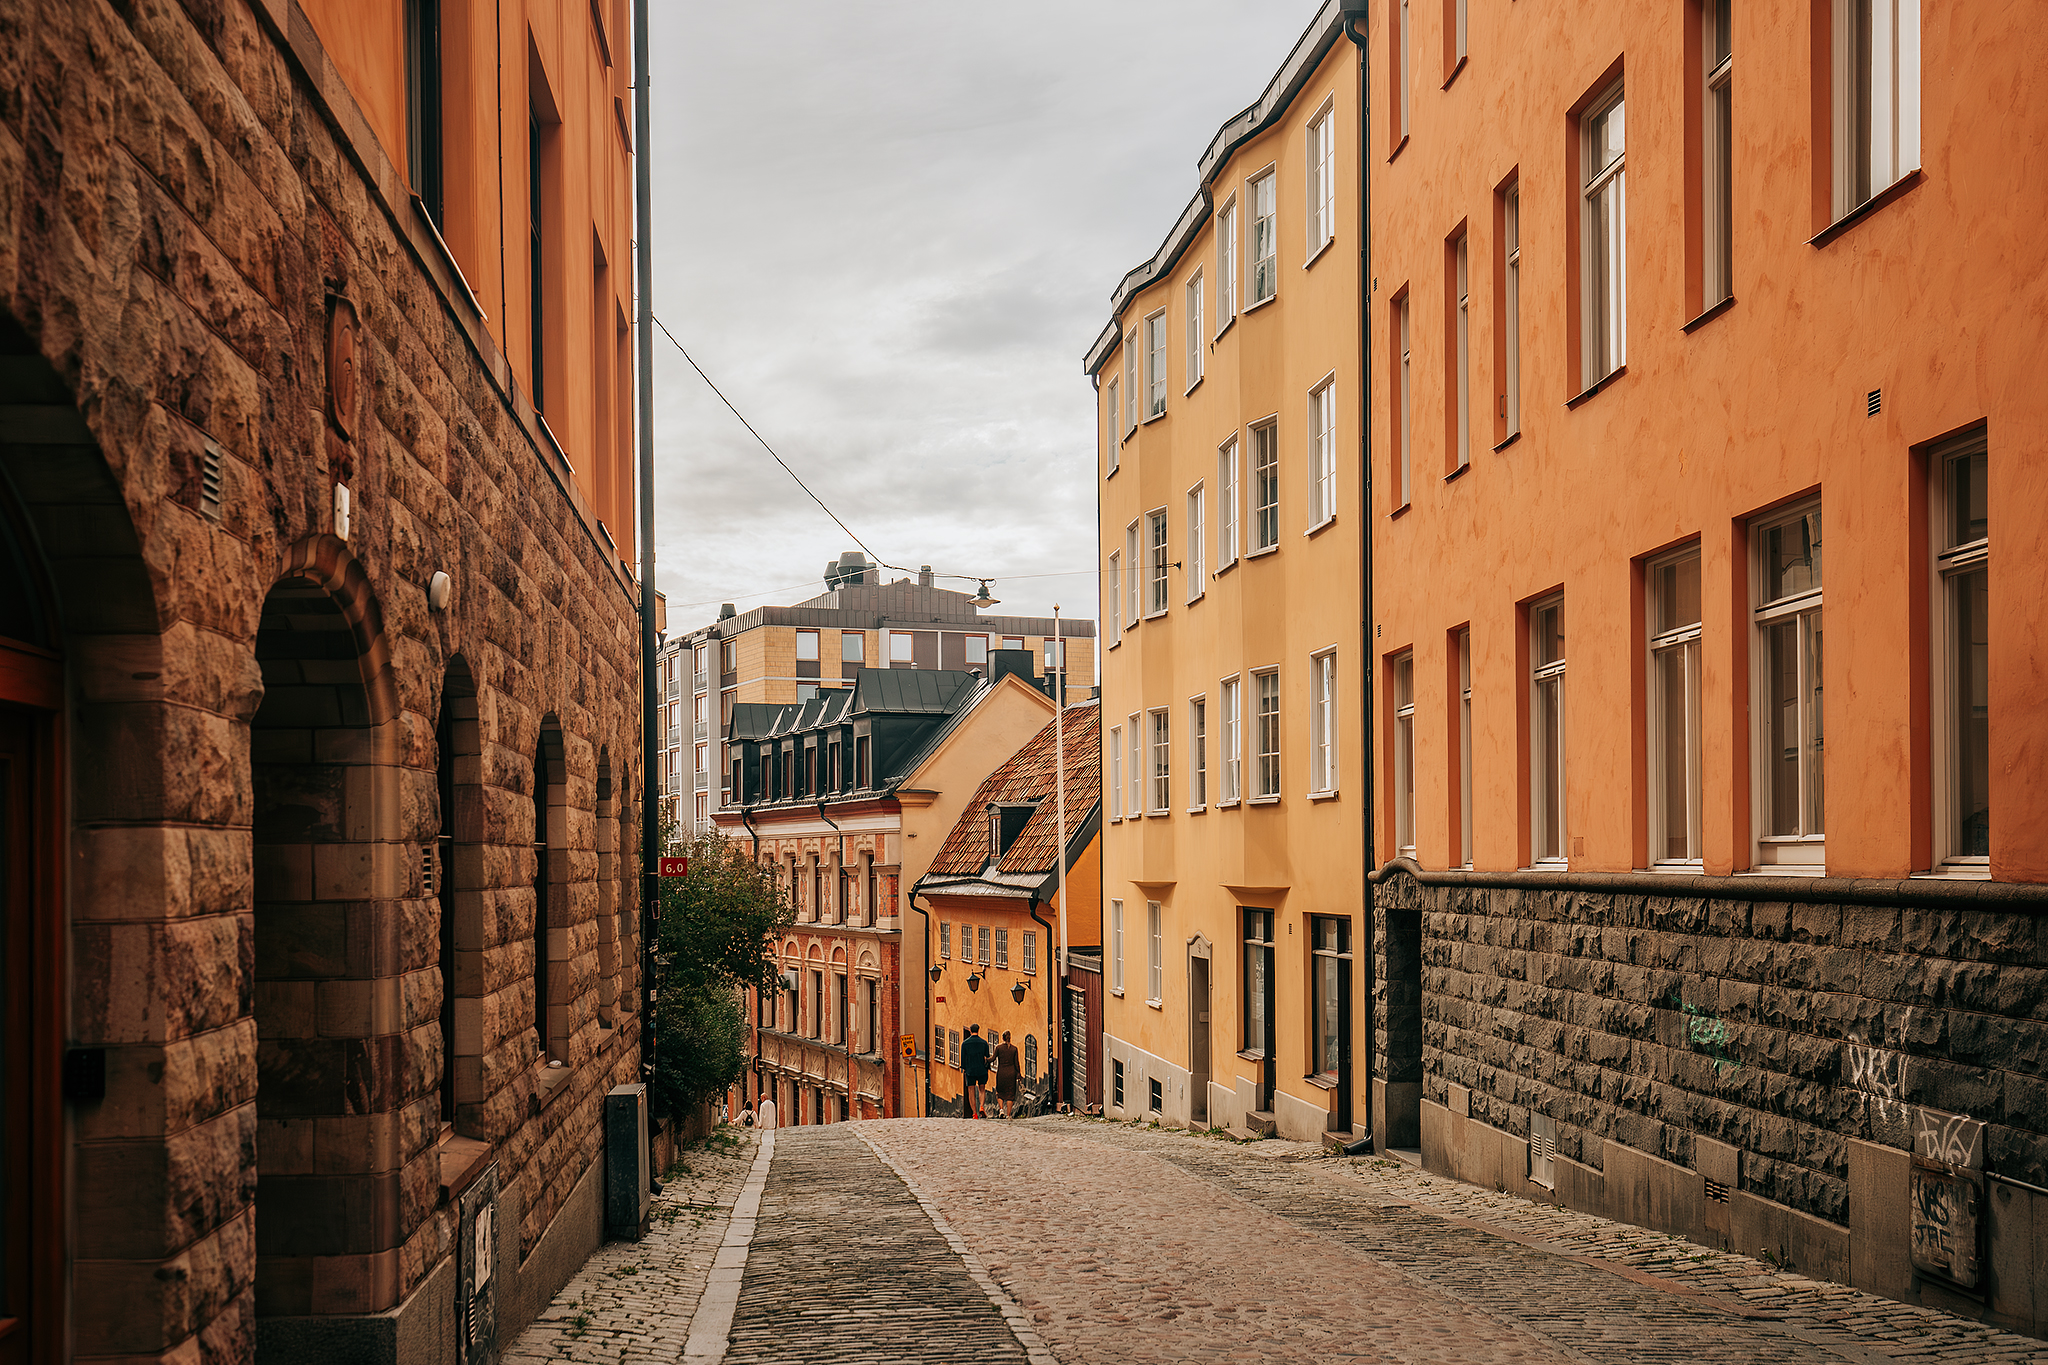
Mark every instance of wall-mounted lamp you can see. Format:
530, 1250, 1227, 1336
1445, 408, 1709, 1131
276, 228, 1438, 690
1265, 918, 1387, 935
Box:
929, 964, 943, 983
1010, 979, 1027, 1004
967, 972, 982, 994
429, 570, 452, 611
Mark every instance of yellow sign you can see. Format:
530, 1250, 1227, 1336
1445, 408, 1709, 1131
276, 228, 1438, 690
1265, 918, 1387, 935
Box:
900, 1034, 917, 1062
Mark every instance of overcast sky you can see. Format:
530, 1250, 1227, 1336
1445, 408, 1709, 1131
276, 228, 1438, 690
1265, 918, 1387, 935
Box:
644, 3, 1325, 629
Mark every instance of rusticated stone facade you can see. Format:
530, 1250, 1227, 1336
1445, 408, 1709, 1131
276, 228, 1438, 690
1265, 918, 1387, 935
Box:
1374, 864, 2048, 1337
0, 0, 647, 1360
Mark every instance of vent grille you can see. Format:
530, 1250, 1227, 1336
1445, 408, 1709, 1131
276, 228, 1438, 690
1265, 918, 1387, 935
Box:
1529, 1114, 1558, 1189
200, 442, 224, 521
421, 846, 436, 895
1867, 388, 1883, 417
1705, 1178, 1731, 1204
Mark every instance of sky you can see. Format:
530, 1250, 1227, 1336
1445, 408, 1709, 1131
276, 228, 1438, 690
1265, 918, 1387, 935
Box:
644, 2, 1328, 629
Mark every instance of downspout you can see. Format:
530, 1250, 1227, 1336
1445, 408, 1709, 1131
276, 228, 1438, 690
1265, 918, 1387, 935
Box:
632, 0, 661, 1113
1341, 0, 1376, 1154
1028, 896, 1056, 1108
906, 886, 932, 1118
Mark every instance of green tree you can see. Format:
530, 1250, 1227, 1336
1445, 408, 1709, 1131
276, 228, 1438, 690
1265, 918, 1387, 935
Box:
651, 828, 792, 1115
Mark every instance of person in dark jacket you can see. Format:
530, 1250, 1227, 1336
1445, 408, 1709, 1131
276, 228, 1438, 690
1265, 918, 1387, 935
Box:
959, 1024, 992, 1118
992, 1031, 1022, 1119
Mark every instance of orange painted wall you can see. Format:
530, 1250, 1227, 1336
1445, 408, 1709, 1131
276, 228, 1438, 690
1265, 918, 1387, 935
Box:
298, 0, 639, 565
1369, 0, 2048, 881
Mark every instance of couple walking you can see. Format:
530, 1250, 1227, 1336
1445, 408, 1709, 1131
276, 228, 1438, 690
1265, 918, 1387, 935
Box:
958, 1023, 1021, 1119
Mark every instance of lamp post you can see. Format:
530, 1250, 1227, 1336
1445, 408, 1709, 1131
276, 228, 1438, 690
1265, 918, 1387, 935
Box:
1052, 604, 1068, 1109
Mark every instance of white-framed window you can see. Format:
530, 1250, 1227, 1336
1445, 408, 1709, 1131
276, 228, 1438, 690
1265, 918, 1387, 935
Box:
1147, 509, 1169, 615
1124, 521, 1141, 627
964, 634, 988, 665
1253, 669, 1281, 799
1398, 0, 1412, 139
1306, 102, 1336, 253
1108, 551, 1123, 635
796, 629, 819, 662
842, 630, 865, 663
1217, 437, 1240, 568
1308, 378, 1337, 527
1002, 635, 1025, 651
1251, 422, 1279, 551
1146, 901, 1164, 1004
1128, 716, 1143, 820
1649, 548, 1703, 866
1149, 708, 1171, 813
1703, 0, 1733, 307
1530, 595, 1567, 864
890, 631, 915, 663
1753, 504, 1823, 864
1145, 310, 1169, 419
940, 920, 952, 960
1105, 376, 1121, 473
1186, 483, 1206, 599
1110, 899, 1125, 993
1189, 696, 1208, 807
1457, 628, 1473, 867
1503, 183, 1521, 435
1023, 930, 1038, 975
1393, 651, 1415, 853
1216, 197, 1237, 326
1045, 637, 1064, 670
1453, 232, 1470, 470
1934, 433, 1988, 867
1109, 723, 1124, 820
1832, 0, 1920, 220
994, 928, 1009, 969
1185, 271, 1205, 390
1221, 676, 1242, 804
1249, 171, 1277, 304
1396, 293, 1412, 506
978, 924, 991, 966
1309, 648, 1337, 796
1453, 0, 1468, 66
694, 742, 707, 774
1122, 328, 1138, 433
1582, 82, 1627, 386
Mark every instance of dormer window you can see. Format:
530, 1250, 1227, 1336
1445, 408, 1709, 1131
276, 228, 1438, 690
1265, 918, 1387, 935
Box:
987, 801, 1038, 864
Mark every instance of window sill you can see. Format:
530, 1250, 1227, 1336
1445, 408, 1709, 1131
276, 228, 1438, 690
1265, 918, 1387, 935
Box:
1388, 133, 1409, 163
1146, 998, 1164, 1011
1441, 56, 1467, 90
1681, 294, 1736, 334
1306, 789, 1340, 802
1389, 502, 1411, 521
1304, 1073, 1340, 1091
1244, 292, 1279, 315
1217, 798, 1242, 810
1111, 987, 1125, 997
1519, 861, 1569, 873
1249, 795, 1281, 806
1492, 430, 1521, 453
1186, 590, 1206, 607
1738, 864, 1827, 877
1214, 314, 1237, 345
1810, 169, 1924, 249
1645, 861, 1705, 873
1143, 409, 1168, 426
1913, 866, 1992, 882
1565, 364, 1627, 409
1143, 609, 1169, 622
1245, 543, 1280, 560
1148, 808, 1171, 819
1106, 463, 1119, 480
1442, 462, 1470, 484
1213, 558, 1238, 578
1187, 804, 1207, 815
1236, 1049, 1267, 1063
1304, 514, 1338, 539
1185, 375, 1205, 398
535, 1060, 575, 1110
1304, 237, 1336, 270
1106, 637, 1120, 650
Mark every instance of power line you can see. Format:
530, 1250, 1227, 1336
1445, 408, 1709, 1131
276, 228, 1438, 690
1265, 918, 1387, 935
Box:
663, 565, 1102, 614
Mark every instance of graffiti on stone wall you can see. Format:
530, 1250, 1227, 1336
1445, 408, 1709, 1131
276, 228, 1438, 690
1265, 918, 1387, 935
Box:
1664, 991, 1740, 1076
1912, 1107, 1986, 1169
1844, 1039, 1907, 1121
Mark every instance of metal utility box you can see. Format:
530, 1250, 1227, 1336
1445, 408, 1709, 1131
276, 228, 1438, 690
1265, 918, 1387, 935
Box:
605, 1084, 652, 1239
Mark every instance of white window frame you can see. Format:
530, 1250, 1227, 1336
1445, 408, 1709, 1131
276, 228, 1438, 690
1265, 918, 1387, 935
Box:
1457, 628, 1473, 867
1504, 184, 1521, 436
1217, 437, 1240, 569
1023, 930, 1038, 975
1185, 482, 1206, 602
1109, 723, 1124, 821
1581, 82, 1627, 387
1250, 420, 1279, 552
1144, 309, 1169, 420
1397, 294, 1412, 507
1252, 668, 1281, 801
1220, 675, 1243, 806
1307, 376, 1337, 529
963, 633, 988, 666
1647, 547, 1703, 868
1530, 595, 1567, 866
1105, 375, 1121, 474
1309, 648, 1338, 797
1393, 651, 1416, 854
1453, 233, 1470, 471
1189, 695, 1208, 809
1148, 707, 1171, 814
795, 629, 819, 662
889, 631, 915, 664
1111, 899, 1125, 994
1124, 521, 1141, 628
1123, 328, 1138, 434
1750, 503, 1824, 866
1703, 0, 1733, 307
1146, 901, 1164, 1005
1305, 99, 1336, 258
1932, 433, 1988, 871
1146, 508, 1169, 617
1454, 0, 1468, 65
1216, 196, 1238, 330
1248, 170, 1278, 306
1832, 0, 1920, 220
1108, 550, 1123, 636
1127, 715, 1143, 821
1185, 271, 1205, 392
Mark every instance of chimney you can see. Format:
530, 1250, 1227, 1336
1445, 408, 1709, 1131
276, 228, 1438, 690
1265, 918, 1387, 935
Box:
918, 565, 934, 588
718, 603, 736, 620
988, 648, 1036, 689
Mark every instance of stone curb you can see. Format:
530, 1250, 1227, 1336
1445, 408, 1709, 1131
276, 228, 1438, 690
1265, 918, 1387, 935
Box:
682, 1130, 776, 1362
858, 1128, 1063, 1365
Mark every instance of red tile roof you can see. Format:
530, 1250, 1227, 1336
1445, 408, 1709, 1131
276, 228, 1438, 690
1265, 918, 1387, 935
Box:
927, 701, 1101, 880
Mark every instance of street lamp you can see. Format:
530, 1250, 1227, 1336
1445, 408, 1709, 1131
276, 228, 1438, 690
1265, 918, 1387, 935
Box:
1010, 980, 1027, 1004
929, 964, 943, 984
970, 580, 1000, 608
967, 972, 982, 993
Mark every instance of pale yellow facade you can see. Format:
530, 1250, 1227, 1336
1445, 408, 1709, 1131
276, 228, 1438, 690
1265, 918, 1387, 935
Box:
1090, 16, 1367, 1143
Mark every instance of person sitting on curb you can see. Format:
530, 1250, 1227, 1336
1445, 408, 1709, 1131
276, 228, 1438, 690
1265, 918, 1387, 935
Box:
959, 1024, 992, 1118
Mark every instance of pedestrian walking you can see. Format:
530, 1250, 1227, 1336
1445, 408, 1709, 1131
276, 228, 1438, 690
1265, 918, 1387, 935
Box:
959, 1024, 992, 1118
758, 1095, 778, 1131
992, 1031, 1021, 1119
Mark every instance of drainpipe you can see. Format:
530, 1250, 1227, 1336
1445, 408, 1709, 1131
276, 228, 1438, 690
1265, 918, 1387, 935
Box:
632, 0, 661, 1115
1029, 896, 1057, 1110
906, 887, 932, 1118
1341, 0, 1376, 1154
816, 800, 846, 909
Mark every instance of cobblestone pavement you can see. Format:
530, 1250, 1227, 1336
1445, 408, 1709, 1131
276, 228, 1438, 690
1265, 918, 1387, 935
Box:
505, 1129, 758, 1363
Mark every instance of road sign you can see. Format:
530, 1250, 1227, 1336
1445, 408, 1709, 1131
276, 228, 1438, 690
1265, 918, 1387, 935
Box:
900, 1034, 917, 1062
658, 856, 688, 878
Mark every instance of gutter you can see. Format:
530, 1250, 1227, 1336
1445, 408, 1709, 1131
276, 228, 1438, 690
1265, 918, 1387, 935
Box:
906, 886, 933, 1118
632, 0, 660, 1114
1028, 896, 1057, 1105
1342, 0, 1375, 1155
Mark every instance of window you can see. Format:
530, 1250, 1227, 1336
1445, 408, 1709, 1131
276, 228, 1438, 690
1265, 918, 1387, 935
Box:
1393, 652, 1415, 853
721, 640, 736, 673
1045, 636, 1064, 670
1025, 1033, 1038, 1081
1397, 0, 1412, 141
1149, 708, 1171, 813
1649, 548, 1703, 865
796, 683, 818, 702
1108, 551, 1123, 635
1502, 183, 1521, 436
1311, 917, 1349, 1080
694, 743, 707, 775
1189, 697, 1208, 807
1396, 293, 1412, 506
1111, 899, 1125, 992
796, 631, 819, 666
1253, 670, 1281, 799
1530, 596, 1567, 864
1109, 724, 1123, 819
1452, 232, 1470, 470
1457, 628, 1473, 866
1002, 635, 1026, 651
1310, 650, 1338, 796
528, 107, 553, 414
1221, 677, 1242, 803
940, 921, 952, 960
1582, 83, 1627, 386
1249, 171, 1277, 304
1218, 437, 1240, 567
1023, 930, 1038, 975
1123, 329, 1138, 433
948, 1028, 961, 1068
1186, 484, 1206, 599
890, 631, 915, 664
964, 634, 988, 665
1242, 908, 1273, 1057
1149, 1078, 1163, 1113
810, 969, 824, 1038
1306, 105, 1336, 253
1128, 718, 1143, 819
1702, 0, 1733, 306
1753, 505, 1823, 863
1935, 435, 1988, 865
405, 0, 444, 225
1145, 311, 1169, 419
1251, 422, 1279, 550
1125, 522, 1141, 626
835, 972, 847, 1044
994, 928, 1009, 970
978, 924, 991, 967
1113, 1058, 1126, 1107
1309, 379, 1337, 526
1449, 0, 1467, 70
1146, 901, 1163, 1003
842, 630, 865, 664
1185, 272, 1205, 389
1217, 198, 1238, 325
1147, 509, 1169, 615
1105, 377, 1121, 473
1833, 0, 1920, 219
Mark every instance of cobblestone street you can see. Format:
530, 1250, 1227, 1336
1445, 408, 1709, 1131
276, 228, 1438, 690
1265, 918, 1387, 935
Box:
508, 1118, 2048, 1364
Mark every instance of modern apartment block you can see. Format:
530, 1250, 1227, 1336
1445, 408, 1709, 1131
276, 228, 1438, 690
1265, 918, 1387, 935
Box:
1367, 0, 2048, 1334
1085, 5, 1367, 1145
666, 553, 1096, 837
